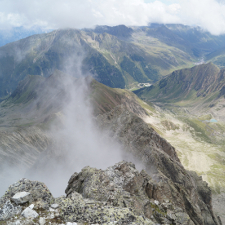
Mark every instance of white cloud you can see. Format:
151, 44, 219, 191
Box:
0, 0, 224, 35
178, 0, 225, 35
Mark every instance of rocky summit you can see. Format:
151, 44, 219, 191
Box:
0, 160, 221, 225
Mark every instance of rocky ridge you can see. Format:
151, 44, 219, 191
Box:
0, 74, 222, 224
96, 106, 221, 225
1, 161, 220, 225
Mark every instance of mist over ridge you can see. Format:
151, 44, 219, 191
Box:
0, 64, 221, 224
0, 48, 130, 197
1, 24, 225, 198
26, 73, 125, 197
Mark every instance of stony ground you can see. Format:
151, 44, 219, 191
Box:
0, 161, 202, 225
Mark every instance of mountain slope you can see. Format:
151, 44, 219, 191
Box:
133, 62, 225, 222
1, 24, 225, 100
134, 63, 225, 106
146, 24, 225, 58
0, 72, 221, 225
0, 25, 196, 99
206, 46, 225, 68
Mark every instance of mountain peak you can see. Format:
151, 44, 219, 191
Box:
94, 24, 133, 38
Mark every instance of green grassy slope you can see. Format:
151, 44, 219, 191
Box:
134, 63, 225, 107
2, 24, 225, 100
206, 46, 225, 68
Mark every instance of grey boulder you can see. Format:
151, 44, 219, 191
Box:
39, 217, 46, 225
11, 192, 31, 205
21, 206, 39, 219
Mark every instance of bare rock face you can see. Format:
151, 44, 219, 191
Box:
56, 162, 156, 224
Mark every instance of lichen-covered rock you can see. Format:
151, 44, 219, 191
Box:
39, 217, 46, 225
0, 200, 21, 221
51, 204, 59, 209
56, 191, 154, 224
0, 178, 54, 209
7, 220, 22, 225
64, 161, 195, 224
0, 160, 220, 225
65, 162, 152, 217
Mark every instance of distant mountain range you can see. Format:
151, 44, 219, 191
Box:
1, 23, 225, 100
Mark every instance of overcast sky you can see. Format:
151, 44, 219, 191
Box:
0, 0, 225, 35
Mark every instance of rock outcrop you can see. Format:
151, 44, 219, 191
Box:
0, 160, 221, 225
11, 192, 31, 205
0, 178, 54, 210
63, 161, 193, 224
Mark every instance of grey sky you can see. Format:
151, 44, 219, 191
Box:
0, 0, 225, 35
